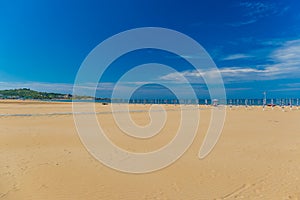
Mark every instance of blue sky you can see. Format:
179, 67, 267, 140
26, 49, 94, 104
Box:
0, 0, 300, 98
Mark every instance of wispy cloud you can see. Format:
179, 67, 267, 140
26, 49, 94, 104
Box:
271, 39, 300, 63
222, 53, 253, 60
269, 87, 300, 92
165, 54, 206, 60
265, 39, 300, 79
281, 83, 300, 88
159, 67, 273, 83
228, 19, 257, 27
229, 1, 288, 27
271, 82, 300, 92
260, 39, 287, 47
240, 1, 277, 17
160, 38, 300, 83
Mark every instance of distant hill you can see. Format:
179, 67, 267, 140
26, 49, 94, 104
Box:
0, 88, 72, 100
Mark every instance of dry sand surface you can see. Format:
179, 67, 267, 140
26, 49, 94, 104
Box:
1, 100, 300, 199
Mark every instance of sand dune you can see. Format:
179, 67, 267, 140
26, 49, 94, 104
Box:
1, 101, 300, 199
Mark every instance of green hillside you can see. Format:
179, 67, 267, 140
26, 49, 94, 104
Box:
0, 88, 72, 100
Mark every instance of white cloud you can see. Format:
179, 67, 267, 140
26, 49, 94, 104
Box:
159, 67, 266, 83
159, 38, 300, 83
265, 39, 300, 78
222, 53, 253, 60
271, 39, 300, 63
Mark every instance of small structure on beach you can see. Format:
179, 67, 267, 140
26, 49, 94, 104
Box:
212, 99, 218, 107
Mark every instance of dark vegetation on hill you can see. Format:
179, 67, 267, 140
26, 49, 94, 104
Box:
0, 88, 72, 100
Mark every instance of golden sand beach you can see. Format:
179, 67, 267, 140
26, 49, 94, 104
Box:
1, 101, 300, 199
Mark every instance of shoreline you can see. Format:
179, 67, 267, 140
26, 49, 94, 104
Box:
0, 99, 299, 108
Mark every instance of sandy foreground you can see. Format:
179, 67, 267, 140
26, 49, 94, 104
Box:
1, 101, 300, 200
